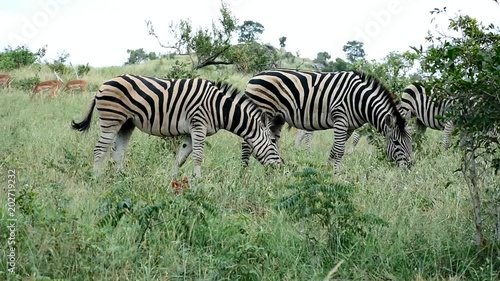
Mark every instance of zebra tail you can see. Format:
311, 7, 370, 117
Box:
71, 98, 96, 132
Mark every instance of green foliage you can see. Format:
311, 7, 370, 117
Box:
416, 13, 500, 146
355, 124, 390, 161
414, 9, 500, 248
1, 90, 499, 279
45, 51, 72, 76
0, 45, 45, 71
278, 36, 287, 48
76, 63, 91, 77
125, 48, 158, 65
226, 42, 279, 73
342, 40, 366, 63
278, 168, 387, 252
147, 1, 238, 70
238, 20, 265, 42
313, 51, 331, 65
165, 60, 197, 79
322, 57, 351, 72
11, 76, 40, 92
352, 51, 418, 95
97, 180, 216, 247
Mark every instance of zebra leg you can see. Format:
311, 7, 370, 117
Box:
346, 130, 360, 154
241, 140, 252, 166
93, 123, 122, 175
111, 120, 135, 171
295, 129, 312, 149
303, 131, 313, 150
171, 136, 193, 177
190, 124, 207, 178
295, 129, 305, 148
327, 123, 351, 173
351, 131, 361, 148
442, 121, 454, 149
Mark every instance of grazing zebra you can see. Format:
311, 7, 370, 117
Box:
71, 74, 282, 178
401, 83, 454, 149
241, 69, 413, 171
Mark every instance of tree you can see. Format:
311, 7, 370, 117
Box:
414, 8, 500, 249
342, 40, 366, 63
238, 20, 264, 42
125, 48, 158, 65
77, 63, 91, 77
0, 45, 46, 70
374, 51, 418, 93
327, 58, 350, 72
45, 51, 71, 76
146, 1, 238, 70
225, 42, 279, 73
313, 51, 331, 65
279, 36, 287, 48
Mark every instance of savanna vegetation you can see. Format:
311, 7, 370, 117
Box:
0, 2, 498, 280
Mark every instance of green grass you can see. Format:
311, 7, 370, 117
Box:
0, 66, 498, 281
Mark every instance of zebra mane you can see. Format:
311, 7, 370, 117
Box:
353, 70, 407, 131
408, 82, 431, 95
212, 80, 262, 114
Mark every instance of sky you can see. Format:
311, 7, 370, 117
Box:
0, 0, 499, 67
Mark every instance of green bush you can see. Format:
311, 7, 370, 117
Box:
278, 168, 387, 253
226, 42, 280, 74
12, 77, 40, 92
0, 45, 44, 71
164, 60, 196, 79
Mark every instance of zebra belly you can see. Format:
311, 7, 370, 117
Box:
130, 115, 191, 138
289, 111, 333, 131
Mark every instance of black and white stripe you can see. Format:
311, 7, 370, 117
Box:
71, 74, 282, 178
241, 69, 413, 171
401, 83, 454, 149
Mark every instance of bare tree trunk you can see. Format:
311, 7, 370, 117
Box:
462, 148, 486, 248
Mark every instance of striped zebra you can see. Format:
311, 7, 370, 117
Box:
71, 74, 282, 178
401, 83, 454, 149
241, 69, 413, 171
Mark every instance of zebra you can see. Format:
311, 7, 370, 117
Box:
400, 83, 454, 149
71, 74, 282, 178
241, 69, 413, 171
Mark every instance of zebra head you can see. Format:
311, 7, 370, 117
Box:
250, 115, 283, 166
384, 114, 413, 169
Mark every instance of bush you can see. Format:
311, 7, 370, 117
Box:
164, 60, 196, 79
12, 77, 41, 92
77, 63, 91, 77
226, 42, 280, 74
0, 45, 45, 71
278, 168, 387, 253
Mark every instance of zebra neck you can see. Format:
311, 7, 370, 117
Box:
220, 97, 257, 140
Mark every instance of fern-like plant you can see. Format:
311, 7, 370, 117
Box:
278, 168, 387, 253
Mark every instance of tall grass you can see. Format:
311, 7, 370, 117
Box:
0, 65, 498, 281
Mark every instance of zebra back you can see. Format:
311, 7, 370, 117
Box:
401, 83, 452, 130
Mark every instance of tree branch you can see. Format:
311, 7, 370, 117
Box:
195, 60, 234, 69
145, 20, 182, 53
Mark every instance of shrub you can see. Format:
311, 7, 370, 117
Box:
278, 168, 387, 253
12, 77, 40, 92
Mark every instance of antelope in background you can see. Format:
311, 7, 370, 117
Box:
31, 71, 64, 98
64, 79, 87, 93
63, 62, 88, 94
0, 74, 13, 89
